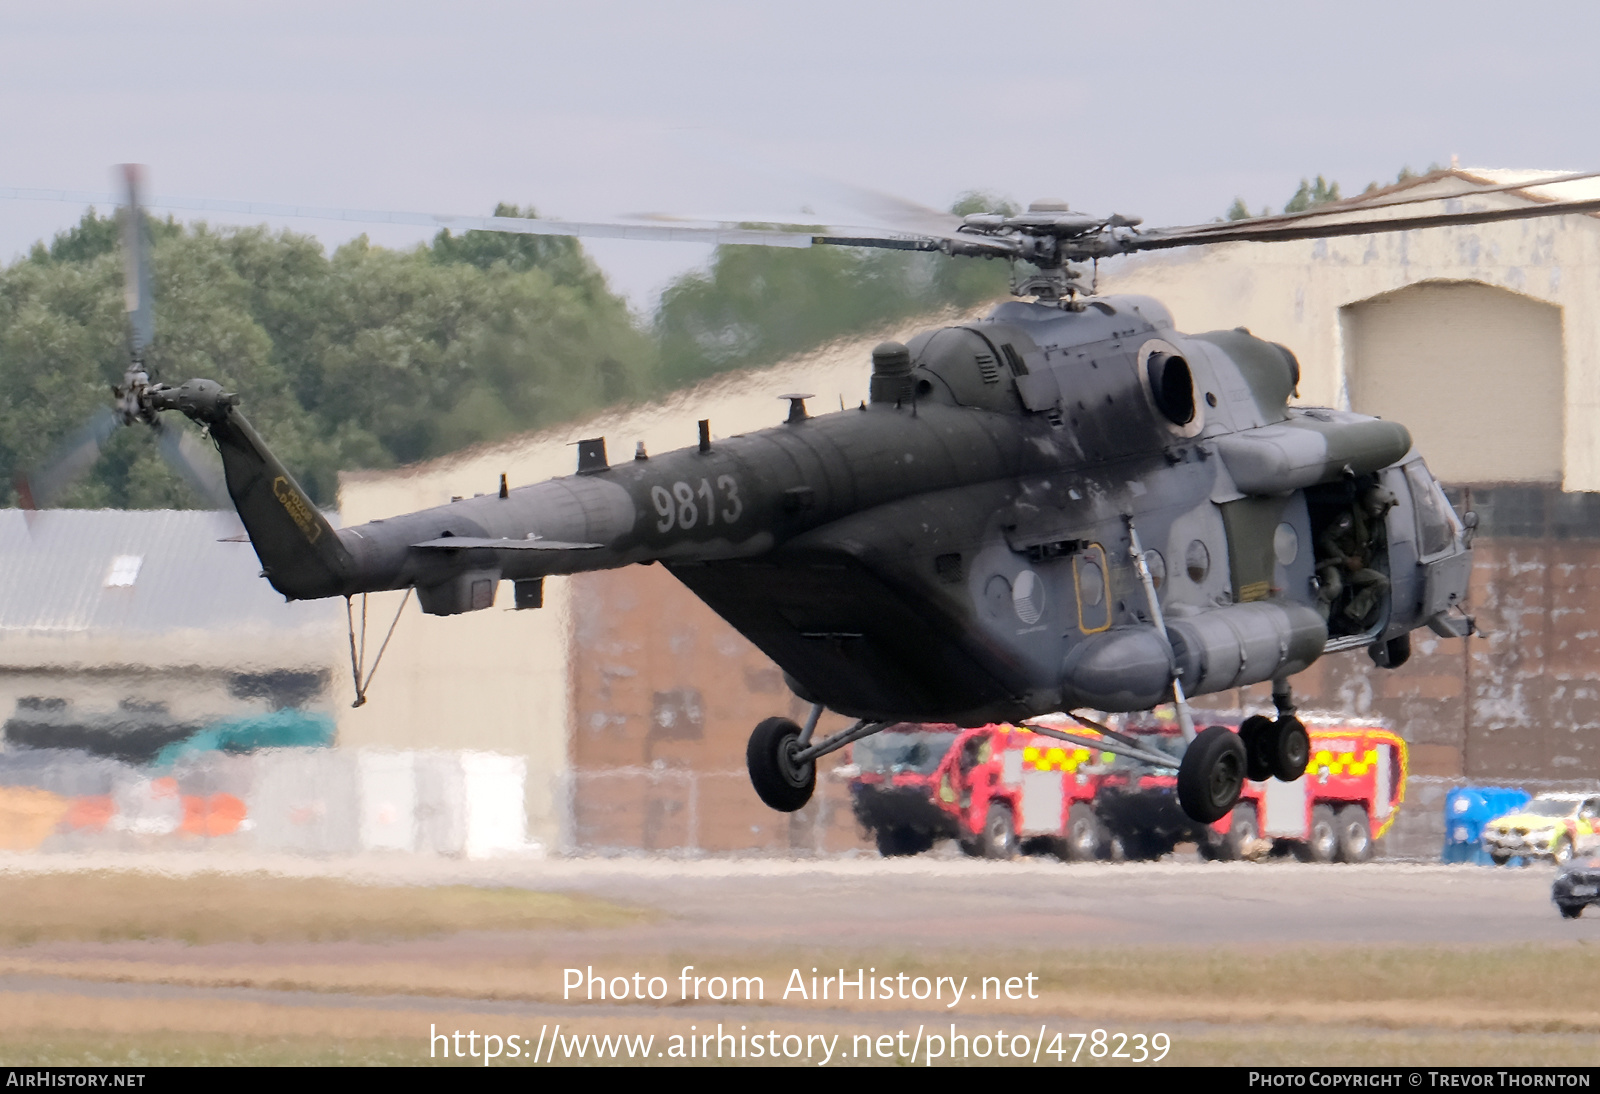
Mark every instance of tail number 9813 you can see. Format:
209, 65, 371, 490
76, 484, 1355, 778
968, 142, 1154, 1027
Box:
651, 476, 743, 533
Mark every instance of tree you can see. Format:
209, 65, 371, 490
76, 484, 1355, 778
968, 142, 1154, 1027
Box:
1283, 176, 1341, 214
654, 193, 1014, 388
0, 212, 654, 508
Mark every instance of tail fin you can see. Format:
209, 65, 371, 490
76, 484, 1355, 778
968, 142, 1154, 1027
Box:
153, 380, 352, 600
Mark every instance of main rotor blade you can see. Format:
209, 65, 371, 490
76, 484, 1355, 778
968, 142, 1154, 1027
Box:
0, 184, 1013, 255
154, 416, 231, 511
663, 129, 973, 239
118, 164, 154, 358
1124, 192, 1600, 253
15, 407, 119, 509
1163, 168, 1600, 242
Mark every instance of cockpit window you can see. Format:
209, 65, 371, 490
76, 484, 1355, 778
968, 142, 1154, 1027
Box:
1405, 461, 1458, 557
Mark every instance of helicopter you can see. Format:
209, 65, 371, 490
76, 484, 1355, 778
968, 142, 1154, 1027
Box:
19, 165, 1600, 826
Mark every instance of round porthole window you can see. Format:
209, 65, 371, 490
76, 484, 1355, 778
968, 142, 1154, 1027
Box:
1143, 549, 1166, 589
1185, 539, 1210, 583
1274, 522, 1299, 566
1013, 569, 1045, 624
1078, 558, 1105, 606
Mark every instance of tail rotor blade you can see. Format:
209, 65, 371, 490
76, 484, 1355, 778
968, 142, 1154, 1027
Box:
154, 416, 231, 511
16, 407, 120, 509
118, 164, 154, 359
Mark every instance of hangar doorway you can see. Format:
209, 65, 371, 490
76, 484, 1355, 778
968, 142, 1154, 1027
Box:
1341, 280, 1565, 484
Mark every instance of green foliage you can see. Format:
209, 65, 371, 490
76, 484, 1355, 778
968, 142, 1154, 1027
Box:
1283, 176, 1341, 214
0, 210, 654, 509
429, 204, 610, 302
1228, 165, 1454, 219
654, 194, 1012, 388
2, 193, 1017, 511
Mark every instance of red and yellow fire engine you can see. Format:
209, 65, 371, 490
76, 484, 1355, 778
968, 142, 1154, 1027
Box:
846, 715, 1407, 862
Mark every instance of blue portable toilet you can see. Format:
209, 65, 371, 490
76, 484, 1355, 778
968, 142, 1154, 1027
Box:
1443, 786, 1531, 864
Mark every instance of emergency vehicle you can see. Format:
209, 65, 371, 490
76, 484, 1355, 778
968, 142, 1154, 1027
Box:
845, 716, 1408, 862
1481, 793, 1600, 865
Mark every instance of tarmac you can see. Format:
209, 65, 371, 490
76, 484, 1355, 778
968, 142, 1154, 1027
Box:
0, 850, 1588, 947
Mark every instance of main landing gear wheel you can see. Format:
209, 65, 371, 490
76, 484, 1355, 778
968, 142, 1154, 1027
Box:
1177, 726, 1247, 824
1268, 716, 1310, 783
1238, 716, 1275, 783
746, 716, 815, 812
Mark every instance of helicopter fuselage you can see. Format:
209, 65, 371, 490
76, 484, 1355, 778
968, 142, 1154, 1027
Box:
167, 293, 1470, 727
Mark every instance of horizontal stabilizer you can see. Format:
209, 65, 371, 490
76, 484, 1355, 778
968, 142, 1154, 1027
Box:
410, 536, 603, 551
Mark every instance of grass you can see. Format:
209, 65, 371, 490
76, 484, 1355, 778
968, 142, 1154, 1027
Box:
0, 871, 647, 944
0, 1032, 439, 1067
2, 1027, 1598, 1067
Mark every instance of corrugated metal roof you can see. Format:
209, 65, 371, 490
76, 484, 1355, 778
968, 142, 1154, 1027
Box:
0, 509, 340, 635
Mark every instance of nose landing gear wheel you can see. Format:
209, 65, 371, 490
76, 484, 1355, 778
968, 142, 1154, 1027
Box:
1177, 725, 1247, 824
746, 716, 815, 812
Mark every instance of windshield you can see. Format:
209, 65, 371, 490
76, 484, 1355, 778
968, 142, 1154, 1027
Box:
854, 732, 959, 775
1516, 800, 1580, 819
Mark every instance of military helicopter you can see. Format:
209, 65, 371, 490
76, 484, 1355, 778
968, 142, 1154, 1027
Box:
22, 165, 1600, 826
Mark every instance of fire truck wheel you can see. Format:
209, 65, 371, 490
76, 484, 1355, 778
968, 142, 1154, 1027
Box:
1491, 852, 1511, 866
980, 803, 1017, 860
1176, 726, 1247, 824
1238, 716, 1275, 783
1268, 717, 1310, 783
1299, 804, 1338, 863
1221, 802, 1260, 860
958, 838, 983, 858
1334, 804, 1373, 863
1559, 903, 1585, 919
1062, 803, 1106, 862
874, 826, 934, 857
746, 717, 815, 812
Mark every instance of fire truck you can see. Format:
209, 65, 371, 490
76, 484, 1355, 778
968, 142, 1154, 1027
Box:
845, 716, 1408, 862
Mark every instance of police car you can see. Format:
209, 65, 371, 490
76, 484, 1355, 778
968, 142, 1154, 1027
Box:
1481, 793, 1600, 865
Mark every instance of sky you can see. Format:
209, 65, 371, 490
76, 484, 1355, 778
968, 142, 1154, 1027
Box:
4, 0, 1600, 312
